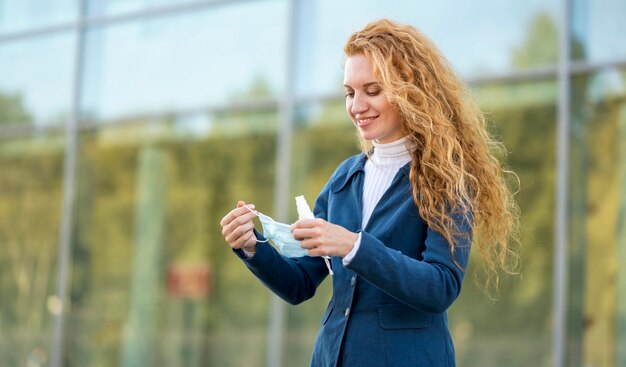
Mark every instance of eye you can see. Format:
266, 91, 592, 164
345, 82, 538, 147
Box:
366, 89, 381, 96
344, 91, 354, 98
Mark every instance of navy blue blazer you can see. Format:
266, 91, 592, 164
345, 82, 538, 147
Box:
235, 154, 471, 367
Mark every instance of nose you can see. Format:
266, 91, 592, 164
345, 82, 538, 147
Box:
350, 93, 368, 116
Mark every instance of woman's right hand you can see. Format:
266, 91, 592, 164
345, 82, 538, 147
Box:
220, 200, 259, 253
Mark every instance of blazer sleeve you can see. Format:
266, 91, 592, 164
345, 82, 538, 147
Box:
345, 213, 472, 314
232, 181, 333, 305
233, 234, 328, 305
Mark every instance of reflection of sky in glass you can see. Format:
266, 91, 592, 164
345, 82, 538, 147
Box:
572, 0, 626, 62
295, 0, 560, 96
0, 0, 77, 34
82, 0, 288, 121
3, 0, 626, 125
586, 69, 625, 103
87, 0, 187, 17
0, 33, 75, 126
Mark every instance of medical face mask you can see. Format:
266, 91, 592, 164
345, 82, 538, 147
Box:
245, 207, 309, 258
243, 202, 333, 275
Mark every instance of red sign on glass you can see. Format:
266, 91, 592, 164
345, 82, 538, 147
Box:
167, 263, 211, 299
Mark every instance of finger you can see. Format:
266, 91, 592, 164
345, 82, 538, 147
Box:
306, 246, 328, 257
292, 227, 321, 241
220, 208, 240, 227
292, 228, 307, 241
237, 201, 256, 209
241, 232, 257, 249
224, 225, 249, 248
236, 209, 259, 224
291, 218, 318, 230
233, 229, 256, 249
220, 202, 255, 226
299, 238, 318, 250
235, 204, 257, 219
221, 205, 257, 227
223, 212, 258, 240
225, 220, 256, 244
221, 210, 255, 238
291, 227, 303, 241
237, 201, 256, 215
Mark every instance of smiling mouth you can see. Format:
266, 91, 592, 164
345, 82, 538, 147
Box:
356, 116, 378, 126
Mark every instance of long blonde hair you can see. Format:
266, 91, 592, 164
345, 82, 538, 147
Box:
344, 19, 520, 294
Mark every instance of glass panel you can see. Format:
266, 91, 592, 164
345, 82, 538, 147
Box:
81, 0, 287, 122
0, 132, 65, 366
295, 0, 559, 97
0, 0, 77, 34
618, 71, 626, 367
285, 100, 359, 366
88, 0, 194, 17
451, 80, 557, 366
290, 100, 360, 206
572, 0, 626, 63
0, 33, 75, 127
69, 109, 278, 366
570, 68, 626, 367
286, 80, 557, 366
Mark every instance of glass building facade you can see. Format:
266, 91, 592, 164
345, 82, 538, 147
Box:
0, 0, 624, 366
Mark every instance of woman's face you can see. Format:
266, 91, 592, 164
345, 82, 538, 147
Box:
343, 54, 404, 144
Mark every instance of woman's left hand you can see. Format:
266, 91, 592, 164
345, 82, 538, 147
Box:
291, 218, 358, 257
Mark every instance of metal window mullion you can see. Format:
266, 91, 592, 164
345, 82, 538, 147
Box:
0, 0, 261, 42
4, 60, 626, 139
50, 0, 87, 365
266, 0, 301, 366
553, 0, 572, 366
0, 21, 79, 42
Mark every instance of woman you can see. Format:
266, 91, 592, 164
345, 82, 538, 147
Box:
220, 19, 518, 367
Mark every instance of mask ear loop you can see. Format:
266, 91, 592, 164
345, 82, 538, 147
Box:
322, 256, 333, 276
243, 205, 269, 243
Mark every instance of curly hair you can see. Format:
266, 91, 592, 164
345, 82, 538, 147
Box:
344, 19, 520, 295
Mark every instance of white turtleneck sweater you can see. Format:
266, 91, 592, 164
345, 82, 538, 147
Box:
343, 136, 413, 265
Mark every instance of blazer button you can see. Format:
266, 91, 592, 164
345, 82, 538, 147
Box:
350, 276, 356, 287
344, 307, 350, 317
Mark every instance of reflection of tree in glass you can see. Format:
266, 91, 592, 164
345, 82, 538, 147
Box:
284, 100, 358, 366
512, 12, 558, 68
65, 116, 279, 365
512, 11, 586, 68
0, 148, 63, 365
227, 75, 274, 102
0, 92, 32, 125
0, 89, 57, 366
450, 12, 568, 367
571, 72, 626, 367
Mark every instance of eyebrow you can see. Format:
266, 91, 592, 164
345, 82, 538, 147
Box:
343, 82, 380, 89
